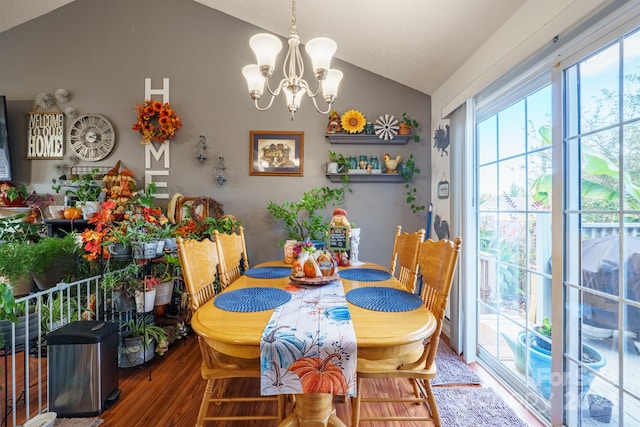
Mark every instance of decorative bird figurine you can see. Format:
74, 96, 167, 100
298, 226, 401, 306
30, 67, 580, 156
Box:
384, 153, 403, 174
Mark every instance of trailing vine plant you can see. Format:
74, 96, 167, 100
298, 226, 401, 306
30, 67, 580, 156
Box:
401, 153, 426, 213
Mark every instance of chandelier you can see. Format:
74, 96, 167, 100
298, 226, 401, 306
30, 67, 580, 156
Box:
241, 0, 343, 120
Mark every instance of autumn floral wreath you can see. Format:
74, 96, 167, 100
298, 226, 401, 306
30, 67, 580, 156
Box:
132, 99, 183, 144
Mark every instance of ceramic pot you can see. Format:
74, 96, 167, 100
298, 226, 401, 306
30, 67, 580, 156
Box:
118, 336, 155, 368
518, 332, 605, 399
135, 288, 157, 313
0, 311, 39, 353
132, 241, 158, 260
33, 256, 74, 290
153, 281, 173, 306
112, 289, 135, 312
107, 242, 132, 258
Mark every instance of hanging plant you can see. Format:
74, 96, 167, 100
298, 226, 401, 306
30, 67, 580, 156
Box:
132, 99, 183, 144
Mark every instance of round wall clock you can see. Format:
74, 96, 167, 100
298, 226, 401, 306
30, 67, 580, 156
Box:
68, 114, 116, 161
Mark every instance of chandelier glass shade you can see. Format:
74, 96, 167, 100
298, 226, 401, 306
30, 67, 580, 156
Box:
241, 0, 343, 120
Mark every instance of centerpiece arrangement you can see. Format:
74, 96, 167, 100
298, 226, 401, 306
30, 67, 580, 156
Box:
290, 241, 338, 285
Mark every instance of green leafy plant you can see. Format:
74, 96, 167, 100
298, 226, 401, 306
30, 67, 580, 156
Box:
0, 214, 43, 244
401, 153, 426, 213
100, 261, 139, 295
539, 316, 552, 337
120, 314, 168, 355
202, 215, 242, 236
30, 233, 80, 279
328, 150, 353, 192
0, 281, 18, 324
267, 186, 345, 244
401, 113, 421, 143
52, 167, 103, 203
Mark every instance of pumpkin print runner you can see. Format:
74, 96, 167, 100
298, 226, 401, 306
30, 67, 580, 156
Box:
260, 280, 357, 397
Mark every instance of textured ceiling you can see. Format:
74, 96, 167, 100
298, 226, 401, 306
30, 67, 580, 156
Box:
0, 0, 526, 95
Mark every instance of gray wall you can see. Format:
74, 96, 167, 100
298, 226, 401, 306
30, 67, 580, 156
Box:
0, 0, 431, 266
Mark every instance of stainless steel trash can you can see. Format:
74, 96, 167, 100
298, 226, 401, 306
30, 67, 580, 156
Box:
47, 320, 120, 417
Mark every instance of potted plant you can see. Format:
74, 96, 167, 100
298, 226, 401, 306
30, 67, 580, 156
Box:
30, 233, 80, 290
400, 153, 426, 213
101, 262, 140, 312
533, 316, 552, 351
0, 182, 28, 207
399, 112, 421, 143
516, 319, 606, 399
0, 293, 39, 351
267, 186, 345, 246
328, 150, 353, 192
118, 314, 168, 367
52, 168, 103, 217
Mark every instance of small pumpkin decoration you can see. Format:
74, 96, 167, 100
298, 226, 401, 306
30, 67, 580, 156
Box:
288, 353, 347, 394
316, 251, 335, 276
303, 258, 317, 278
63, 207, 82, 219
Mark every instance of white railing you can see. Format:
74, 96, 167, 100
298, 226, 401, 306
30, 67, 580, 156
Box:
1, 274, 106, 427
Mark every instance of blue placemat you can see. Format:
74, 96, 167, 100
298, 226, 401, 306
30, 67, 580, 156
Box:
346, 287, 423, 312
244, 266, 292, 279
214, 287, 291, 312
339, 268, 392, 282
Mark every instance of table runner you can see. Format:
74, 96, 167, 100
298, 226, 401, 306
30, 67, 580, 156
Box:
260, 280, 357, 397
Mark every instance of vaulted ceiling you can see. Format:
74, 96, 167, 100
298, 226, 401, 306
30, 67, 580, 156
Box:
0, 0, 525, 95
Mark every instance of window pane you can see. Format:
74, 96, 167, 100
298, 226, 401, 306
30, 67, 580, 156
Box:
527, 86, 552, 151
623, 121, 640, 211
478, 117, 497, 165
580, 43, 620, 133
581, 129, 620, 212
623, 29, 640, 121
498, 100, 526, 159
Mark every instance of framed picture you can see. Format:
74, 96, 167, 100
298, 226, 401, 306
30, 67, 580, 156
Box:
250, 130, 304, 176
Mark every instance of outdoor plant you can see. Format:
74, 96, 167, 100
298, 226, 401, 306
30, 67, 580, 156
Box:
267, 186, 345, 244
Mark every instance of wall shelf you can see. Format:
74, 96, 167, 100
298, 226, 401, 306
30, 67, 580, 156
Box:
325, 173, 406, 183
325, 134, 411, 145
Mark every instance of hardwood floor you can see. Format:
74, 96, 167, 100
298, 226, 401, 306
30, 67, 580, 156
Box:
98, 334, 545, 427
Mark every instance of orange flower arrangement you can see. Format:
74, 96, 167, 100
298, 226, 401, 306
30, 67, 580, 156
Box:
132, 99, 183, 144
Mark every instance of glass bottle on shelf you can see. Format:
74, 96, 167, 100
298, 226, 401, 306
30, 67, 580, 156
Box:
359, 155, 368, 169
369, 156, 380, 171
348, 156, 358, 170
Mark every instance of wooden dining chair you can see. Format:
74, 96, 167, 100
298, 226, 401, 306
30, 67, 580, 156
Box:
352, 236, 462, 427
176, 236, 284, 425
213, 226, 249, 288
388, 225, 426, 293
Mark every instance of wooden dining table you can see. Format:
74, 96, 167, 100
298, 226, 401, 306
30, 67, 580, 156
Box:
190, 260, 436, 427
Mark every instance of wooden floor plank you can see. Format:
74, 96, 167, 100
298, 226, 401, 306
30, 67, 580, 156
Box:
2, 333, 543, 426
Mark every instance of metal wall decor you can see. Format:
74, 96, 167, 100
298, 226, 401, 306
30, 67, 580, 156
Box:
437, 173, 449, 199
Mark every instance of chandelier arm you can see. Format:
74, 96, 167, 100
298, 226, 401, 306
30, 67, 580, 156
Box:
253, 94, 278, 112
310, 95, 334, 115
299, 79, 322, 99
264, 77, 286, 97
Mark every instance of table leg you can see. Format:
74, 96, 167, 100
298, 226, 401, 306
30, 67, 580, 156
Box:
279, 393, 346, 427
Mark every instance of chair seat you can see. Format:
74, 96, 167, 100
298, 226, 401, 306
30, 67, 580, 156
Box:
356, 346, 437, 379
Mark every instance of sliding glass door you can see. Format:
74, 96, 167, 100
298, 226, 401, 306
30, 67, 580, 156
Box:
474, 21, 640, 427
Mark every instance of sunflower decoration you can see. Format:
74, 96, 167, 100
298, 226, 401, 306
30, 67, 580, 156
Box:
340, 110, 366, 134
